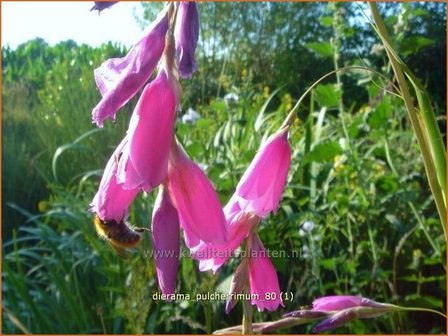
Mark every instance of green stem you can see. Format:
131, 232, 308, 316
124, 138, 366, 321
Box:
369, 2, 446, 236
331, 2, 344, 114
241, 240, 253, 335
399, 306, 447, 319
280, 65, 400, 130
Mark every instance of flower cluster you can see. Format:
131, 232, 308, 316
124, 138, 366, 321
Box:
191, 128, 292, 312
90, 2, 294, 314
90, 2, 228, 295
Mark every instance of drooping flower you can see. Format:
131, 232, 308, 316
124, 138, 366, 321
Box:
174, 2, 199, 79
90, 1, 118, 13
116, 66, 179, 192
92, 6, 170, 126
90, 136, 139, 222
152, 186, 180, 296
247, 233, 283, 312
167, 142, 228, 245
235, 128, 291, 218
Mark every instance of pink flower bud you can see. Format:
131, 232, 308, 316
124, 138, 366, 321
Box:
313, 295, 387, 311
174, 2, 199, 79
152, 186, 180, 296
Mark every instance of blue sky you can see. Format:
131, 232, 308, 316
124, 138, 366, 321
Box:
2, 1, 145, 49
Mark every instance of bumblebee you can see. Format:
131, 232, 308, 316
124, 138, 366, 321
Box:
94, 215, 150, 251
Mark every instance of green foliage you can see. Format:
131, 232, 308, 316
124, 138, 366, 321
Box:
2, 2, 446, 335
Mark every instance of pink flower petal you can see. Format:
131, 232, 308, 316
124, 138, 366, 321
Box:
313, 296, 386, 311
167, 144, 228, 245
152, 186, 180, 296
236, 129, 291, 217
92, 8, 169, 126
90, 137, 139, 221
193, 211, 258, 273
125, 69, 177, 192
248, 233, 283, 312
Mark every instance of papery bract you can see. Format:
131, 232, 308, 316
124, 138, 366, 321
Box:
92, 8, 169, 126
90, 137, 139, 222
236, 129, 291, 218
225, 259, 249, 314
116, 68, 177, 192
152, 186, 180, 296
248, 233, 283, 311
167, 144, 228, 245
174, 2, 199, 79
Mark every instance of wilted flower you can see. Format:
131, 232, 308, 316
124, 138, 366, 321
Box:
92, 6, 170, 126
151, 186, 180, 296
225, 258, 249, 314
174, 2, 199, 79
90, 1, 118, 13
235, 128, 291, 218
167, 143, 228, 246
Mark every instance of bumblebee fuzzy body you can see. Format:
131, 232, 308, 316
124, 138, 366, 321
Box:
94, 215, 145, 249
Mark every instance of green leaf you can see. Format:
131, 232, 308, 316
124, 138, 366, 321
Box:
400, 36, 434, 56
209, 99, 227, 113
303, 141, 342, 164
305, 42, 334, 58
320, 16, 333, 27
368, 97, 392, 129
315, 84, 341, 108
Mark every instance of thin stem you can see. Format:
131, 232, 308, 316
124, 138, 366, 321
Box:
241, 239, 253, 335
399, 306, 447, 319
280, 65, 400, 130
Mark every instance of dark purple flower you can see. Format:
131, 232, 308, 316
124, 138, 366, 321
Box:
90, 2, 118, 13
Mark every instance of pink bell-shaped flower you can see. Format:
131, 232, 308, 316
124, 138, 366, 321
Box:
92, 6, 169, 126
167, 143, 228, 245
236, 128, 291, 218
90, 136, 139, 222
248, 233, 283, 312
116, 67, 179, 193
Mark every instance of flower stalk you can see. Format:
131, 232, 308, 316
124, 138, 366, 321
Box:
369, 2, 446, 235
